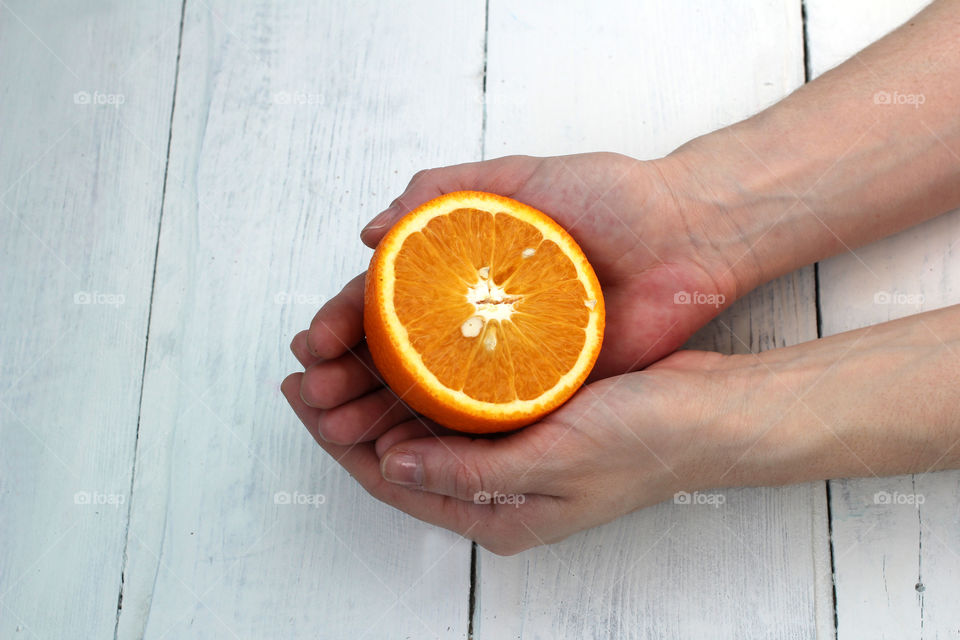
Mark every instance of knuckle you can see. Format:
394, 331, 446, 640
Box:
407, 168, 431, 187
448, 443, 521, 501
450, 459, 484, 502
304, 365, 343, 409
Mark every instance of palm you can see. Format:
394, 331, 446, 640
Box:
534, 349, 726, 456
411, 153, 732, 377
443, 349, 731, 546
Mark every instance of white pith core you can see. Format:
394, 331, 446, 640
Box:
460, 266, 522, 344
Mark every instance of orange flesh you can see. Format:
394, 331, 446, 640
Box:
392, 208, 589, 404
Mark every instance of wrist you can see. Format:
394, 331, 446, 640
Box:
709, 307, 960, 488
642, 351, 786, 494
659, 68, 960, 295
649, 137, 779, 303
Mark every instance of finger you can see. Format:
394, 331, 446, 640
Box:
318, 387, 416, 445
290, 330, 321, 369
378, 430, 548, 500
374, 419, 472, 457
307, 272, 366, 359
300, 342, 382, 409
283, 372, 327, 444
283, 374, 555, 554
360, 155, 539, 248
283, 375, 501, 537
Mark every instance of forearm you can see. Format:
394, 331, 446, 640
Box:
660, 0, 960, 294
718, 304, 960, 487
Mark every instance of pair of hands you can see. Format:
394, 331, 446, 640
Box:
283, 0, 960, 553
281, 152, 766, 555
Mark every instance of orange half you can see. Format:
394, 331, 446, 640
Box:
364, 191, 604, 433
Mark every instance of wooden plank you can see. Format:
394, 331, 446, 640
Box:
0, 2, 181, 638
476, 1, 830, 638
114, 2, 484, 638
819, 221, 960, 640
804, 1, 960, 637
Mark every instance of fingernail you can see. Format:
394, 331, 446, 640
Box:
362, 207, 394, 234
315, 416, 331, 442
382, 451, 422, 486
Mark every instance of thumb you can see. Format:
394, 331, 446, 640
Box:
378, 433, 541, 502
360, 155, 539, 248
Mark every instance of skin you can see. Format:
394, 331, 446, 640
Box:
283, 0, 960, 555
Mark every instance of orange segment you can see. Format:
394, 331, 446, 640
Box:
364, 191, 604, 433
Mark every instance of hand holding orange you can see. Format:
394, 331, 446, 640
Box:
364, 191, 604, 433
284, 153, 745, 553
292, 154, 736, 447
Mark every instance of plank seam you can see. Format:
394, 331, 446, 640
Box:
467, 542, 478, 640
800, 0, 812, 83
813, 263, 823, 345
470, 2, 489, 636
824, 480, 839, 638
818, 263, 837, 639
480, 0, 489, 162
805, 0, 837, 630
915, 475, 925, 633
112, 2, 188, 638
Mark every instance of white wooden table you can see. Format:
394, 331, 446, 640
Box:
3, 1, 958, 638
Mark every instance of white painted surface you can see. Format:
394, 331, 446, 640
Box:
807, 0, 960, 638
486, 0, 802, 160
0, 2, 180, 638
805, 0, 931, 79
477, 1, 831, 638
4, 1, 959, 638
114, 1, 482, 638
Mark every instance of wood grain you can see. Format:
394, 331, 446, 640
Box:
806, 0, 960, 637
114, 2, 484, 638
476, 1, 830, 638
7, 1, 956, 637
0, 2, 180, 638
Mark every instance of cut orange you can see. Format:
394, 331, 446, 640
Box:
364, 191, 604, 433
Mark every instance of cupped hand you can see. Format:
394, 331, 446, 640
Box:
283, 346, 756, 555
289, 153, 750, 443
283, 152, 759, 550
357, 153, 746, 378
